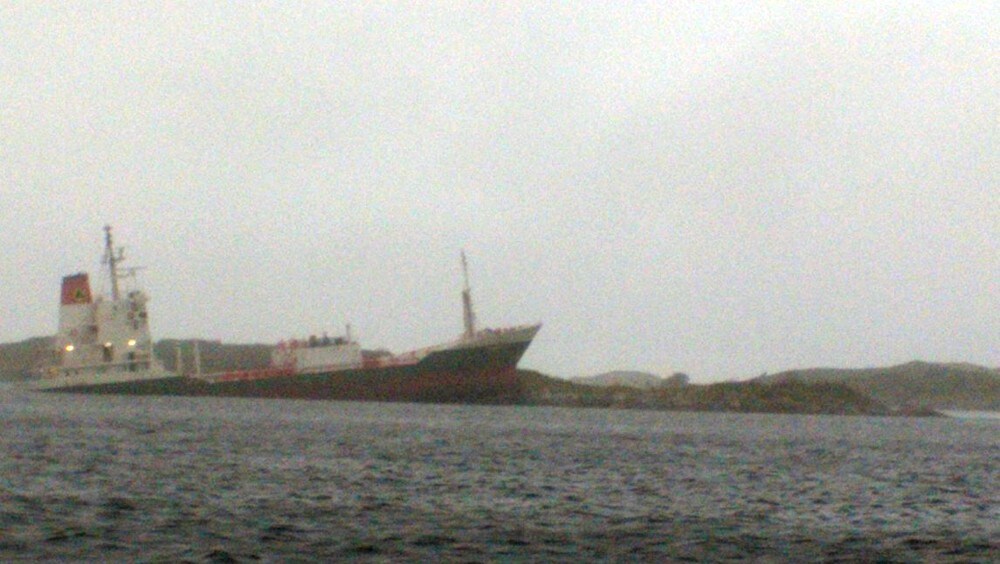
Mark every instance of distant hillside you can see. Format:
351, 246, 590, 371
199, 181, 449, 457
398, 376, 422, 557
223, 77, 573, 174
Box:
152, 340, 393, 375
571, 371, 663, 389
756, 362, 1000, 411
154, 339, 273, 374
521, 370, 890, 415
0, 337, 275, 379
0, 337, 53, 380
0, 338, 392, 379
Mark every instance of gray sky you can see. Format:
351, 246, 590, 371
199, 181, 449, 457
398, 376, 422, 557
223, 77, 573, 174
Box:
2, 2, 997, 381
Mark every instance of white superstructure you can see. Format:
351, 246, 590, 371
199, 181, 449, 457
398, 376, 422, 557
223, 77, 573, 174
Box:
271, 336, 364, 374
34, 226, 173, 389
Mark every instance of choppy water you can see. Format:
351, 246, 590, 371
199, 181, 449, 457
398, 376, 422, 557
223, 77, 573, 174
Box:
1, 384, 996, 562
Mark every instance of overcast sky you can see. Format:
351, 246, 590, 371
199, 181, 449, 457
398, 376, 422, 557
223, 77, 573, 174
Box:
2, 2, 997, 381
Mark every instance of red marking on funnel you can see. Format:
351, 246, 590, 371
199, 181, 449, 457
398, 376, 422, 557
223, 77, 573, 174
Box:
61, 273, 93, 305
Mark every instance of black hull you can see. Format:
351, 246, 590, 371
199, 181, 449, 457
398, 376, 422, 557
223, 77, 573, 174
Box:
44, 339, 533, 404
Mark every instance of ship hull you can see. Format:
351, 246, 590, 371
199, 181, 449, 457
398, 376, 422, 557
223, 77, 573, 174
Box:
40, 374, 198, 396
40, 337, 534, 404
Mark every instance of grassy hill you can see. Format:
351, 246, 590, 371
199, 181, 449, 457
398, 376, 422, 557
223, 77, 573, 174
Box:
756, 361, 1000, 411
0, 337, 54, 380
520, 370, 890, 415
570, 370, 663, 389
154, 339, 273, 374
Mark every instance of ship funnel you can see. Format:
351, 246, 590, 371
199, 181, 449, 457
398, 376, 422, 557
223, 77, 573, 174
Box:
61, 273, 93, 305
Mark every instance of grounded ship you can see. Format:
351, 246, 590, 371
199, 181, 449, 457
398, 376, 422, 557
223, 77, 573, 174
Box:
33, 227, 541, 403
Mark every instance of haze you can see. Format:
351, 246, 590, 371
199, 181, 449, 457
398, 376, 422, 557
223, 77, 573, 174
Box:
2, 3, 996, 381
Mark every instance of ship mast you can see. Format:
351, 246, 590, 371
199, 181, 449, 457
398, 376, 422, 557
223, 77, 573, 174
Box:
461, 250, 477, 338
103, 224, 123, 301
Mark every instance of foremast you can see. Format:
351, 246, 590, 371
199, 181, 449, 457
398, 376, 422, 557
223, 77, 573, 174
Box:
461, 250, 477, 339
103, 224, 124, 301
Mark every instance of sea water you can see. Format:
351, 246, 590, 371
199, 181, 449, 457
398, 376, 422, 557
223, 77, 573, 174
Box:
0, 384, 996, 561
